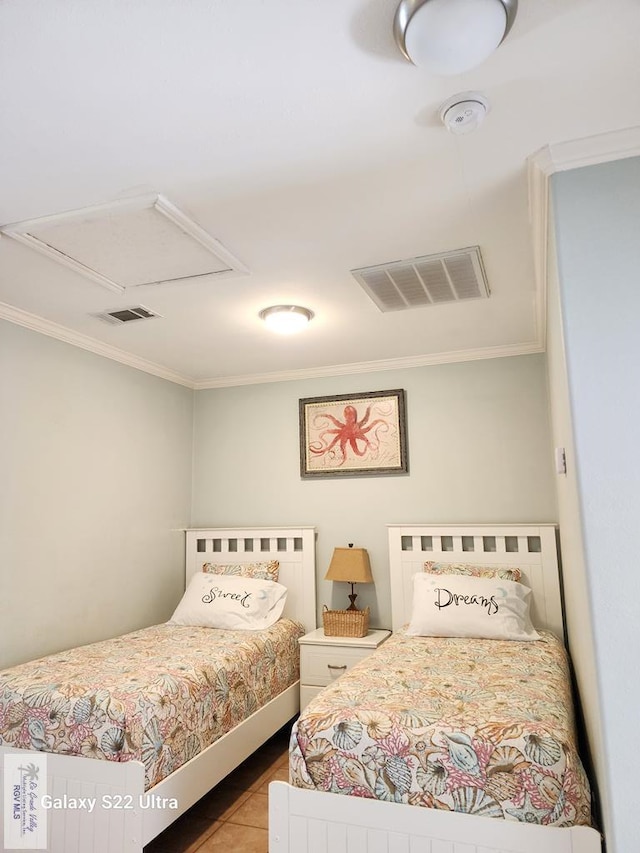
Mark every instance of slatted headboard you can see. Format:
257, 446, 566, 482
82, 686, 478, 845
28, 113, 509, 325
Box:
185, 526, 317, 633
388, 523, 564, 638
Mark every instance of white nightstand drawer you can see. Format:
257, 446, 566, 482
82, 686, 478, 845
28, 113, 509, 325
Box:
300, 685, 324, 709
301, 644, 373, 687
298, 629, 391, 707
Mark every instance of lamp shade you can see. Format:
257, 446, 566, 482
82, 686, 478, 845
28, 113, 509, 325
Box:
325, 547, 373, 584
395, 0, 517, 76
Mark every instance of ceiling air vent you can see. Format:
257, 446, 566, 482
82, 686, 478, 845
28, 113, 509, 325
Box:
351, 246, 490, 313
94, 305, 161, 325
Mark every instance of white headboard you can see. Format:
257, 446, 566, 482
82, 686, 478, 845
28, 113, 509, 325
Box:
388, 523, 564, 639
185, 526, 317, 633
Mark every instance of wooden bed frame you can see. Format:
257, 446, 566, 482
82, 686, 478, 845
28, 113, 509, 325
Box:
269, 523, 603, 853
0, 525, 316, 853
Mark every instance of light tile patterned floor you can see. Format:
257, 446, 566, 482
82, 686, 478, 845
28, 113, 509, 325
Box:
143, 722, 292, 853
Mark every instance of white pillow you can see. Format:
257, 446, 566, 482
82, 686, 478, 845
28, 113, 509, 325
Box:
169, 573, 287, 630
406, 572, 539, 641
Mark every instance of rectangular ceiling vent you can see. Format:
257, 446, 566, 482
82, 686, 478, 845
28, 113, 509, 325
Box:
94, 305, 162, 325
351, 246, 490, 313
0, 194, 248, 295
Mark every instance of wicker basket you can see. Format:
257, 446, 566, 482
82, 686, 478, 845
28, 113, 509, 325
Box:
322, 605, 370, 638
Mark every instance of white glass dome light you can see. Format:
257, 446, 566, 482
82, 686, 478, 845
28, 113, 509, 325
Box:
259, 305, 314, 334
394, 0, 518, 76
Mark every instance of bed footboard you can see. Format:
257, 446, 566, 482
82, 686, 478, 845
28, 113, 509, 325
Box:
1, 748, 145, 853
1, 684, 300, 852
268, 782, 602, 853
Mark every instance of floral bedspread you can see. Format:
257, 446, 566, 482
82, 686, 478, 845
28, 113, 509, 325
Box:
0, 619, 303, 789
290, 631, 591, 827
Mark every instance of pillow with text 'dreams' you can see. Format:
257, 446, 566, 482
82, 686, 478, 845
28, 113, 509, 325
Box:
169, 573, 287, 630
407, 572, 539, 641
424, 561, 522, 583
202, 559, 279, 582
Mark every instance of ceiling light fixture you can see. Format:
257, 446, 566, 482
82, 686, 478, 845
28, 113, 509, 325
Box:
393, 0, 518, 76
259, 305, 314, 334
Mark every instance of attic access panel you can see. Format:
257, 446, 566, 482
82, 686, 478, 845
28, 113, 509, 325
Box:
0, 194, 248, 294
351, 246, 490, 312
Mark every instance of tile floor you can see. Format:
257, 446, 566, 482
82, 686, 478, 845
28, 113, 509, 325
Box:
143, 721, 292, 853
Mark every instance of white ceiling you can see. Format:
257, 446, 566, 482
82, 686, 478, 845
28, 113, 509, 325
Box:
1, 0, 640, 388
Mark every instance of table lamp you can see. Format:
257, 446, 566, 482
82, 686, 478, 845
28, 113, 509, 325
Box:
324, 544, 373, 611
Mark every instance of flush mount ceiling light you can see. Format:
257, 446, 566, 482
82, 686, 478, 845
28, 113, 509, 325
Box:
259, 305, 314, 334
394, 0, 518, 76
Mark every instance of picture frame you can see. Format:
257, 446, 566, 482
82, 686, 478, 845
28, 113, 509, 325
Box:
299, 389, 408, 478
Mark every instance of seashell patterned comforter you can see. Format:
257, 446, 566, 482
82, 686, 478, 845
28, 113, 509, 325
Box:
0, 619, 304, 790
290, 630, 592, 827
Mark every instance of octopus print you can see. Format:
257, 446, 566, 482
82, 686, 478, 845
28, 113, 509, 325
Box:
302, 390, 406, 475
309, 403, 389, 464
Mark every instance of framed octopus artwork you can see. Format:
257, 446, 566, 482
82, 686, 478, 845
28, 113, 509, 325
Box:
299, 389, 408, 478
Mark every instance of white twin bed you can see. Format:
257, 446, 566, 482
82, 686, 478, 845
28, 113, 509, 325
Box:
0, 526, 316, 853
269, 523, 603, 853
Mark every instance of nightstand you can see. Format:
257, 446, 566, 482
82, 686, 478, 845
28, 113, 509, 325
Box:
298, 627, 391, 710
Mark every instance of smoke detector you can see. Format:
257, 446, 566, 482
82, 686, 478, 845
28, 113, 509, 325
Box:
440, 92, 490, 135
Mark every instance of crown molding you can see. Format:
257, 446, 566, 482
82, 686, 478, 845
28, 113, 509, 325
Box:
0, 302, 195, 388
529, 125, 640, 178
0, 301, 542, 391
193, 342, 544, 389
528, 125, 640, 355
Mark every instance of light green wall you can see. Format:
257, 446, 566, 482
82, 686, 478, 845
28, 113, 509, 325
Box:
545, 205, 607, 843
0, 321, 194, 668
192, 355, 558, 628
0, 326, 559, 682
551, 155, 640, 853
